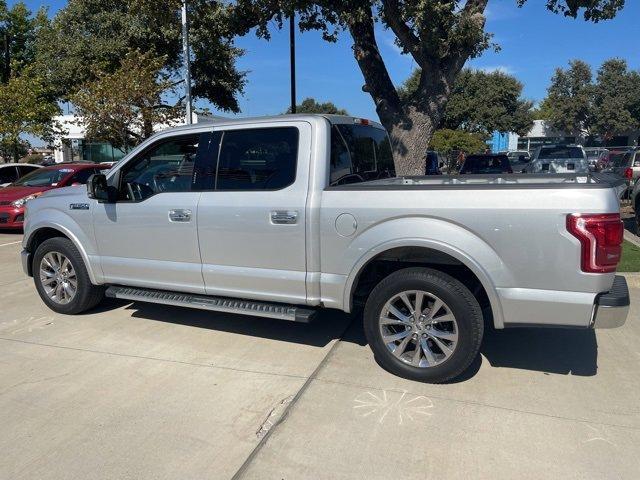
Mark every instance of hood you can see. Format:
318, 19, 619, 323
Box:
0, 185, 53, 203
39, 185, 87, 199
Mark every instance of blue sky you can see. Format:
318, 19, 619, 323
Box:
13, 0, 640, 122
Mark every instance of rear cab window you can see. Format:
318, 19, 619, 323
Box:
329, 123, 395, 186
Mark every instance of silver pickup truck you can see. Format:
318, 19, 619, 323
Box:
21, 115, 630, 383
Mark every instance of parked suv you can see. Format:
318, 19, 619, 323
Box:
527, 145, 589, 174
20, 115, 629, 383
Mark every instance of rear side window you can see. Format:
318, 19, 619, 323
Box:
216, 127, 298, 190
329, 124, 395, 186
17, 165, 38, 177
0, 166, 18, 184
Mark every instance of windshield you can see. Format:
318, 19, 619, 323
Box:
12, 168, 72, 187
538, 147, 584, 159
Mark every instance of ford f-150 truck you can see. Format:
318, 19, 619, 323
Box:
20, 115, 630, 383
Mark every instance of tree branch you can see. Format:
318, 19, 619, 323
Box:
444, 0, 490, 78
381, 0, 426, 66
347, 8, 402, 124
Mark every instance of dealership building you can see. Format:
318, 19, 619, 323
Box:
51, 113, 214, 164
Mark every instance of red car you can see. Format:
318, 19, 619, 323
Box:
0, 163, 110, 230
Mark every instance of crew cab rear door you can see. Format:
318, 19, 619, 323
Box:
196, 121, 311, 304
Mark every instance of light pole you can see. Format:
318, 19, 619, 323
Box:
181, 0, 193, 124
289, 15, 296, 114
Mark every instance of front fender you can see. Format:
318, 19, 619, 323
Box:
24, 207, 103, 284
340, 217, 509, 328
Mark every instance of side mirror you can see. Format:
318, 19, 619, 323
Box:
87, 174, 113, 203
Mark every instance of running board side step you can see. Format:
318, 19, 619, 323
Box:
105, 286, 318, 323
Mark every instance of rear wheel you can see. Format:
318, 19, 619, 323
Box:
33, 237, 104, 314
363, 267, 483, 383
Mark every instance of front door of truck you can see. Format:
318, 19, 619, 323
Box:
93, 132, 212, 293
196, 122, 311, 304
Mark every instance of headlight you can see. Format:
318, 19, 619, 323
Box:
11, 192, 42, 208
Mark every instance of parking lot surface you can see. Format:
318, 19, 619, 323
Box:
1, 231, 639, 479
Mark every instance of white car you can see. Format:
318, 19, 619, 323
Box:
526, 145, 590, 174
0, 163, 42, 187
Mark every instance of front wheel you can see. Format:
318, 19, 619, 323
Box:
33, 237, 104, 314
363, 267, 484, 383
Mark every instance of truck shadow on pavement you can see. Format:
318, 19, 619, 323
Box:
97, 299, 598, 381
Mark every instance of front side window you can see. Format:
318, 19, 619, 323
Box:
215, 127, 298, 190
119, 135, 200, 201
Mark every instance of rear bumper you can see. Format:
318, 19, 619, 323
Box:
591, 275, 630, 329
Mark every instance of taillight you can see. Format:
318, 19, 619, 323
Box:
624, 168, 633, 180
566, 214, 623, 273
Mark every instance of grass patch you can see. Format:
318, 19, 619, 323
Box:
618, 240, 640, 272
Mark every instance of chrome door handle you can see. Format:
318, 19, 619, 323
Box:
270, 210, 298, 225
169, 209, 192, 222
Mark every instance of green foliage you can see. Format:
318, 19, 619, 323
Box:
36, 0, 245, 112
541, 58, 639, 139
71, 51, 181, 151
592, 59, 639, 139
0, 1, 50, 82
517, 0, 625, 22
428, 129, 487, 154
0, 65, 60, 161
400, 68, 534, 135
539, 60, 593, 136
285, 97, 349, 115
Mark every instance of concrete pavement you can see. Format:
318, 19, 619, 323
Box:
1, 230, 639, 479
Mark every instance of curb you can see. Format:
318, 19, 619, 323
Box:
621, 272, 640, 288
624, 230, 640, 248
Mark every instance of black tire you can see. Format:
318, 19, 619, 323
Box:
33, 237, 104, 314
363, 267, 483, 383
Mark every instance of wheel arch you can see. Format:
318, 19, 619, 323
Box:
25, 223, 100, 284
345, 240, 505, 328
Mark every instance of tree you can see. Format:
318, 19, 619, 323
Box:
0, 2, 59, 161
228, 0, 624, 175
0, 1, 49, 83
285, 97, 349, 114
36, 0, 246, 119
399, 68, 533, 135
592, 59, 639, 140
539, 60, 593, 137
71, 51, 181, 152
0, 66, 60, 161
429, 129, 487, 155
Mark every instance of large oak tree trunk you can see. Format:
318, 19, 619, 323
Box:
386, 108, 439, 176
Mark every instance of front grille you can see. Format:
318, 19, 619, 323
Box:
0, 201, 11, 206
